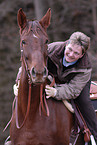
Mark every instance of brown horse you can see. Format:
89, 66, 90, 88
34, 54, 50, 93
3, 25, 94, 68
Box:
10, 8, 85, 145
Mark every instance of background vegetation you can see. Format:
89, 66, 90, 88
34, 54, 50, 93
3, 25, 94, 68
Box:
0, 0, 97, 144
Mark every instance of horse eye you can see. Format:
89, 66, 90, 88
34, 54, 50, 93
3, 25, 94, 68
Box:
22, 40, 26, 44
45, 39, 48, 44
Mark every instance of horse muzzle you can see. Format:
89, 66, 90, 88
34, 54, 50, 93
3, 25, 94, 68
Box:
30, 66, 48, 83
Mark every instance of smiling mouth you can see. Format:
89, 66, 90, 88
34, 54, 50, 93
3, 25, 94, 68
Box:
67, 55, 74, 60
65, 56, 75, 63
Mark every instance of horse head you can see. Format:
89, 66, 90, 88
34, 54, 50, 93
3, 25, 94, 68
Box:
17, 8, 51, 84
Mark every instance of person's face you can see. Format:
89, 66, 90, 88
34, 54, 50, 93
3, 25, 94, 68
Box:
64, 43, 84, 62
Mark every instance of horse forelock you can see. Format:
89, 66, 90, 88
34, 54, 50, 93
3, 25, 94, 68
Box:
32, 20, 48, 37
20, 20, 48, 44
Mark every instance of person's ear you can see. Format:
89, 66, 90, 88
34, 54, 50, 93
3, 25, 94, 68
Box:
79, 52, 85, 58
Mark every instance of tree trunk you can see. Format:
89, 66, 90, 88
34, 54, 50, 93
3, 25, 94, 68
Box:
34, 0, 44, 20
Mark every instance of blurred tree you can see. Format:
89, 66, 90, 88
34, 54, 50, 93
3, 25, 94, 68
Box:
34, 0, 44, 20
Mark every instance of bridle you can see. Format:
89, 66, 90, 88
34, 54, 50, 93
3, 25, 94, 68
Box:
3, 42, 55, 132
3, 21, 55, 132
3, 21, 55, 131
3, 48, 33, 131
15, 45, 55, 129
20, 47, 32, 84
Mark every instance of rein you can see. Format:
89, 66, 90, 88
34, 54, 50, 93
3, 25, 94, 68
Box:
15, 76, 55, 129
15, 83, 32, 129
14, 48, 32, 129
39, 75, 55, 116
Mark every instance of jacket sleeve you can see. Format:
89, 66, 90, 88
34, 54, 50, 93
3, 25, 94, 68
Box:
55, 68, 92, 100
48, 42, 65, 56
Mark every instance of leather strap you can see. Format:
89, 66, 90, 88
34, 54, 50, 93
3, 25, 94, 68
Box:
16, 83, 32, 129
39, 74, 55, 116
71, 99, 84, 131
71, 99, 91, 142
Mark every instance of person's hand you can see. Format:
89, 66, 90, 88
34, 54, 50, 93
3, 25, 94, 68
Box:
13, 80, 20, 96
45, 85, 57, 99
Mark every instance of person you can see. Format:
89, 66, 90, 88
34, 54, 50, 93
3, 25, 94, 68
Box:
45, 31, 97, 143
13, 31, 97, 143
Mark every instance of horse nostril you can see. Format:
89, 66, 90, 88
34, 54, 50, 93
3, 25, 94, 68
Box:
31, 67, 36, 78
43, 67, 48, 77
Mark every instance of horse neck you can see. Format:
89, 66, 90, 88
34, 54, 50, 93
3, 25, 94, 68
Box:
18, 66, 41, 116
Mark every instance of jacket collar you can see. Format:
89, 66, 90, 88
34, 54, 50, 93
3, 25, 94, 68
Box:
48, 40, 91, 69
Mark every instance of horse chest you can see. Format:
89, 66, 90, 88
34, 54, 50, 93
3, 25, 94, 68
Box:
13, 128, 55, 145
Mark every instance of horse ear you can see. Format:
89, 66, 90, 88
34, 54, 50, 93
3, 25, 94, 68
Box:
17, 8, 27, 30
39, 8, 51, 30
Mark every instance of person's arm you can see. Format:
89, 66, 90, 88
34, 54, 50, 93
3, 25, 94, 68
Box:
45, 68, 92, 100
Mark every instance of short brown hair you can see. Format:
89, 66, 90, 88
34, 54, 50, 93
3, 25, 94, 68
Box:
69, 32, 90, 54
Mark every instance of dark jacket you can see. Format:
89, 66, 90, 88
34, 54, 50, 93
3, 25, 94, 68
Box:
47, 41, 92, 100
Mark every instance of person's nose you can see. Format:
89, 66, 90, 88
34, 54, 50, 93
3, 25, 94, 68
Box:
69, 51, 74, 57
